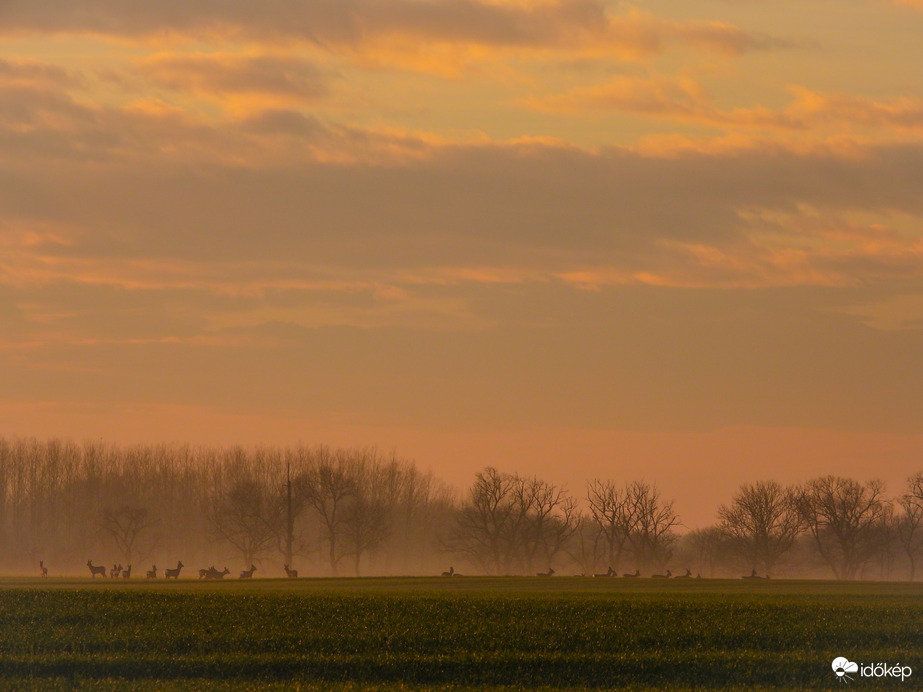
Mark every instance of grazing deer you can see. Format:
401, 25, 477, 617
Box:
239, 564, 257, 579
39, 560, 48, 578
122, 564, 132, 579
536, 567, 555, 577
87, 560, 106, 578
441, 566, 454, 577
622, 569, 640, 578
743, 569, 768, 579
651, 569, 672, 578
283, 564, 298, 578
164, 561, 184, 579
146, 565, 157, 579
673, 568, 693, 579
593, 566, 616, 578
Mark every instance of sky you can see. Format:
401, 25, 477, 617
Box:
1, 0, 922, 527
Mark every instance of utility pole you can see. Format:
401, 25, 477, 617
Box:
284, 460, 294, 568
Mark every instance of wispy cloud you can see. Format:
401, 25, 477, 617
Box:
526, 78, 923, 136
140, 53, 333, 106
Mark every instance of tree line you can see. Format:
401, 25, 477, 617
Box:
1, 437, 921, 579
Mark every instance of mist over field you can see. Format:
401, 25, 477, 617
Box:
3, 437, 921, 582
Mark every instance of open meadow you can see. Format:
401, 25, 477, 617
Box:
0, 576, 919, 690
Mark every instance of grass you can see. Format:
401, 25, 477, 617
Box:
0, 576, 919, 690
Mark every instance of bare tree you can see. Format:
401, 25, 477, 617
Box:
206, 479, 281, 566
447, 468, 576, 574
298, 449, 357, 575
624, 481, 679, 572
98, 505, 154, 565
341, 493, 390, 575
447, 467, 516, 573
898, 472, 923, 580
568, 512, 607, 575
586, 479, 631, 572
796, 476, 889, 579
685, 526, 729, 578
718, 480, 804, 576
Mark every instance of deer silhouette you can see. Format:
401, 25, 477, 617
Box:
239, 564, 257, 579
87, 560, 106, 578
742, 569, 768, 579
199, 565, 217, 580
40, 560, 48, 578
536, 567, 555, 577
122, 564, 132, 579
146, 565, 157, 579
164, 561, 184, 579
213, 567, 230, 579
441, 566, 454, 577
284, 564, 298, 578
622, 569, 640, 578
673, 568, 693, 579
593, 566, 616, 578
109, 563, 122, 579
651, 569, 672, 578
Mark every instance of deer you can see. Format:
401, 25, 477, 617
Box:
441, 566, 454, 577
536, 567, 555, 577
213, 567, 230, 580
87, 560, 106, 578
742, 569, 768, 579
284, 564, 298, 578
673, 568, 693, 579
622, 569, 640, 578
39, 560, 48, 578
199, 566, 218, 580
109, 563, 122, 579
146, 565, 157, 579
122, 564, 132, 579
593, 566, 616, 578
239, 564, 257, 579
164, 561, 184, 579
651, 569, 672, 578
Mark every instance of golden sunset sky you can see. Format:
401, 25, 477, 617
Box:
2, 0, 922, 526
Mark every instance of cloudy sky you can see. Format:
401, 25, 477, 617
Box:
2, 0, 922, 525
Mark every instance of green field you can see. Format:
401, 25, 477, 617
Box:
0, 577, 919, 690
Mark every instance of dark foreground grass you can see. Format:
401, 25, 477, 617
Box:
0, 577, 919, 690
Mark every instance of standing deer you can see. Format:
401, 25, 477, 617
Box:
109, 564, 122, 579
122, 564, 132, 579
146, 565, 157, 579
39, 560, 48, 578
239, 565, 257, 579
199, 566, 217, 580
164, 561, 184, 579
283, 564, 298, 578
87, 560, 106, 578
441, 566, 454, 577
213, 567, 230, 580
536, 567, 555, 577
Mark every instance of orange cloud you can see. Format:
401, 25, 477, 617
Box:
140, 53, 332, 106
528, 78, 923, 137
